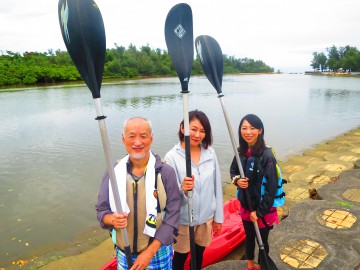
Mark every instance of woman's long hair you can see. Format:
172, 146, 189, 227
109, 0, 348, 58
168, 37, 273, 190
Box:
238, 114, 266, 157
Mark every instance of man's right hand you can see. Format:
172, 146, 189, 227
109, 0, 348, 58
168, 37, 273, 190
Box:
111, 212, 128, 229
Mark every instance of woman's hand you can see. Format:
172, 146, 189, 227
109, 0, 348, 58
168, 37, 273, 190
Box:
212, 221, 222, 237
232, 176, 249, 189
111, 212, 128, 229
182, 175, 195, 195
250, 211, 258, 222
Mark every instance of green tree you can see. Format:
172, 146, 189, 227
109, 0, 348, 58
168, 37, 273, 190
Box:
326, 45, 341, 71
340, 46, 360, 71
1, 44, 275, 87
311, 52, 327, 71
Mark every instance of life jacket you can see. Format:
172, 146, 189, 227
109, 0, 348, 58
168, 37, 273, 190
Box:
113, 169, 167, 254
259, 147, 286, 207
235, 148, 286, 209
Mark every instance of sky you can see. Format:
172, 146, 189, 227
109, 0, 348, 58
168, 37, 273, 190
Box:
1, 0, 360, 73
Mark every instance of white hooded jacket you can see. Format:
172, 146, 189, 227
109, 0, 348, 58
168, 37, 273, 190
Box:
164, 143, 224, 225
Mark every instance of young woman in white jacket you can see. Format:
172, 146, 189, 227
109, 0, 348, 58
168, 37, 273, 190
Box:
164, 110, 224, 270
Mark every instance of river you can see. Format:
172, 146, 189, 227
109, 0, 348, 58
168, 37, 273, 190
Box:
1, 74, 360, 268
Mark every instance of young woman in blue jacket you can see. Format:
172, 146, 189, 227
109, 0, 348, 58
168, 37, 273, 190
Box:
230, 114, 279, 270
165, 110, 224, 270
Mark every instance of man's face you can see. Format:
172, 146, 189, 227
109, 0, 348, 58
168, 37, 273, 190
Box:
122, 118, 153, 160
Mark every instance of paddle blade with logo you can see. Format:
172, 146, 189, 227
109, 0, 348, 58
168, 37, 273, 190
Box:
165, 3, 197, 269
165, 3, 194, 92
58, 0, 105, 98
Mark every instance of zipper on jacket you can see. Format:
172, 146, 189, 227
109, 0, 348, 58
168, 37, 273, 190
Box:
132, 180, 138, 253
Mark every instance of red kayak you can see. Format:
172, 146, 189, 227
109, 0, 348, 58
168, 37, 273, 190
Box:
101, 198, 245, 270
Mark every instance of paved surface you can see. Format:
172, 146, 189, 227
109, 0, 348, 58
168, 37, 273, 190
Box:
270, 200, 360, 269
206, 127, 360, 270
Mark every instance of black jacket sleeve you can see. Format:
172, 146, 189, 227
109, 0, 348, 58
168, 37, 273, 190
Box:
229, 155, 240, 179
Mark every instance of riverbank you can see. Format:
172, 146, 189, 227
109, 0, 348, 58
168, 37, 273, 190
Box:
304, 70, 360, 77
6, 126, 360, 270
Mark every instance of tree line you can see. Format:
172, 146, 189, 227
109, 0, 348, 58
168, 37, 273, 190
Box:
0, 44, 273, 87
311, 45, 360, 72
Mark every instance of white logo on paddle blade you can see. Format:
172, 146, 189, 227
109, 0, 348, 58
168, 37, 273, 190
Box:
196, 41, 204, 63
60, 0, 70, 44
174, 24, 186, 38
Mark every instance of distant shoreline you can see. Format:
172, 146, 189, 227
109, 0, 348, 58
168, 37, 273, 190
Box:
304, 71, 360, 77
0, 72, 280, 91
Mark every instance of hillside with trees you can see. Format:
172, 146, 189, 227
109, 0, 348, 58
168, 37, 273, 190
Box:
0, 44, 273, 87
311, 45, 360, 72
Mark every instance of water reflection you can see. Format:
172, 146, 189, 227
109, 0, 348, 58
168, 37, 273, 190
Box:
115, 94, 180, 108
310, 88, 358, 98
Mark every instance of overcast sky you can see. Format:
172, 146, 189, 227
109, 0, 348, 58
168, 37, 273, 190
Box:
1, 0, 360, 72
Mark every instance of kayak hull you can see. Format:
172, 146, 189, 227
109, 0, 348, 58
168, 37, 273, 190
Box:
184, 198, 245, 269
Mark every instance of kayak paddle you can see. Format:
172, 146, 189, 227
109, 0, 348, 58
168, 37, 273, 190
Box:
58, 0, 133, 267
195, 35, 278, 270
165, 3, 196, 269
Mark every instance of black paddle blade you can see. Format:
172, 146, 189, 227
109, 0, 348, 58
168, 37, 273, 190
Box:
165, 3, 194, 92
58, 0, 106, 99
259, 250, 278, 270
195, 35, 223, 95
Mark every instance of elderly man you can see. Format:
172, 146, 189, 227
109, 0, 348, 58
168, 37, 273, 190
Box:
96, 117, 180, 270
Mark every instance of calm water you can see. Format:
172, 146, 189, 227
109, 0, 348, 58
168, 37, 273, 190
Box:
1, 74, 360, 267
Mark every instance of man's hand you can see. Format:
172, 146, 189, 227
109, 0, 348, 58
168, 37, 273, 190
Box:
130, 239, 161, 270
111, 212, 128, 229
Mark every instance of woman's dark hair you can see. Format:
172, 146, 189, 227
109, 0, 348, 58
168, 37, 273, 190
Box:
178, 110, 213, 149
238, 114, 265, 157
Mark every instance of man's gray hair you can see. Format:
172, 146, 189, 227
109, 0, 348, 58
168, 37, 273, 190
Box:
122, 117, 153, 135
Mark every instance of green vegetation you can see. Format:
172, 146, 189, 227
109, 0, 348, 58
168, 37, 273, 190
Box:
311, 45, 360, 72
336, 201, 353, 208
0, 44, 274, 87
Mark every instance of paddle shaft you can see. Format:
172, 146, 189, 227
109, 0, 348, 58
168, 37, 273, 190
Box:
164, 3, 196, 268
94, 99, 133, 267
194, 34, 273, 269
181, 92, 197, 269
218, 95, 270, 268
58, 0, 133, 266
